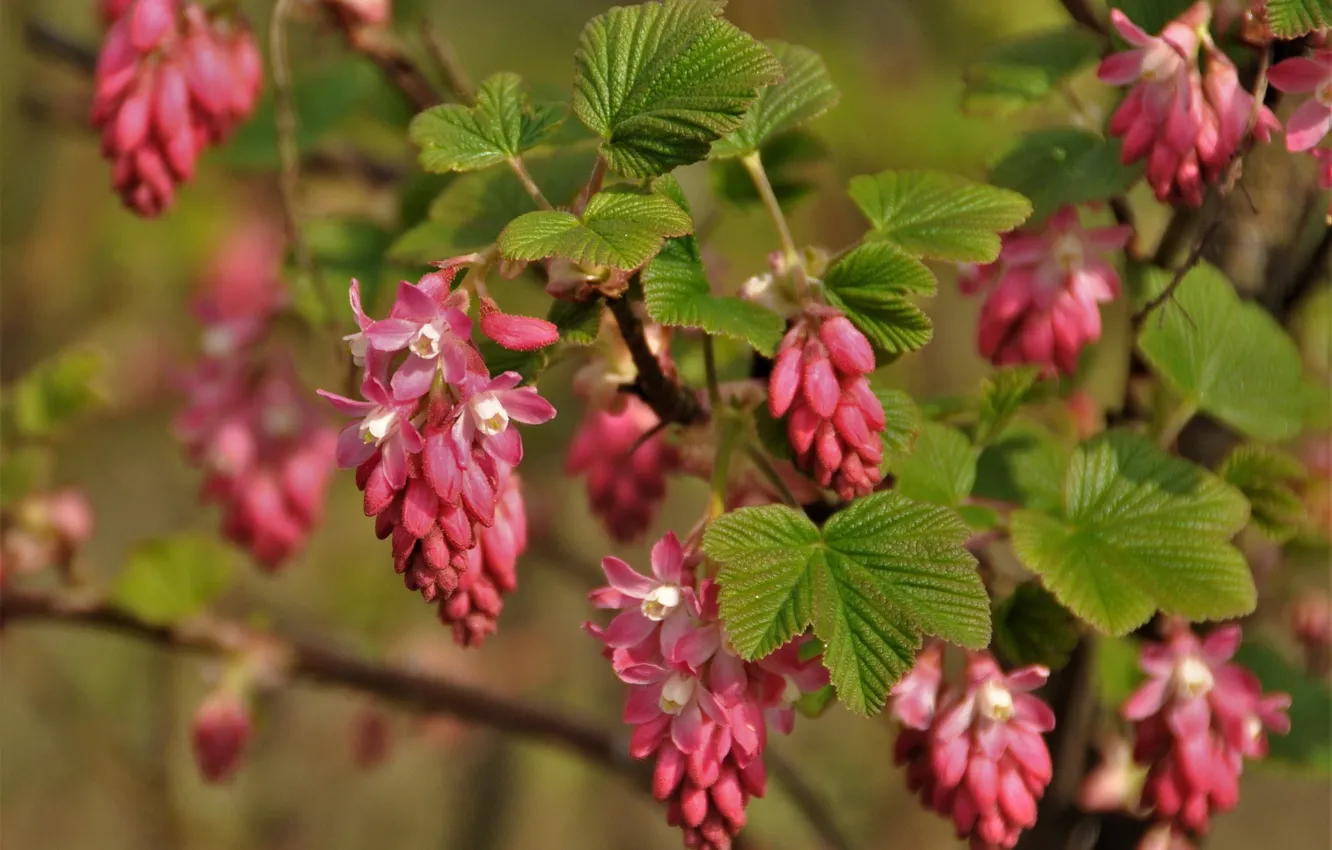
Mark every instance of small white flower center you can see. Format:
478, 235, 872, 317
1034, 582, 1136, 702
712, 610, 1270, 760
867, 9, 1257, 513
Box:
977, 680, 1015, 722
1141, 45, 1180, 83
344, 331, 368, 366
1317, 79, 1332, 108
640, 584, 682, 621
660, 674, 696, 715
469, 392, 510, 436
782, 677, 803, 706
360, 407, 399, 445
261, 403, 301, 438
202, 327, 236, 358
1051, 231, 1085, 273
1173, 655, 1215, 699
1244, 714, 1263, 745
410, 322, 443, 360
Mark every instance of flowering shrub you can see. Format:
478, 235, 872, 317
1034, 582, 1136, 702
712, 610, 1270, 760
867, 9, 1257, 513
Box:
4, 1, 1330, 848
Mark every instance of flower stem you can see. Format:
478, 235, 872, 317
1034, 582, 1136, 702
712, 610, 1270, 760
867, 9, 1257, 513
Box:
702, 335, 722, 411
744, 443, 800, 508
507, 157, 554, 211
1155, 396, 1197, 450
709, 417, 740, 521
741, 151, 812, 304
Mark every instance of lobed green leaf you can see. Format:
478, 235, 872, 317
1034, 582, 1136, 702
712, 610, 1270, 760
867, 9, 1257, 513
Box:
963, 25, 1102, 114
1266, 0, 1332, 37
1219, 444, 1308, 542
410, 72, 566, 173
498, 186, 693, 269
892, 421, 977, 508
989, 130, 1141, 224
712, 41, 839, 158
848, 170, 1032, 263
820, 242, 936, 357
112, 534, 233, 626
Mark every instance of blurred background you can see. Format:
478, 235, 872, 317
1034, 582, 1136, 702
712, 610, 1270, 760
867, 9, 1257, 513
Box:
2, 0, 1329, 849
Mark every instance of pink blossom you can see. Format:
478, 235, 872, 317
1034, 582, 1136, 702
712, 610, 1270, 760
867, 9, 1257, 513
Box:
439, 471, 528, 646
893, 652, 1055, 850
961, 205, 1130, 375
1098, 3, 1278, 206
590, 531, 696, 659
891, 642, 945, 730
1123, 623, 1290, 838
362, 276, 473, 400
567, 396, 679, 542
769, 308, 884, 500
90, 0, 261, 216
1267, 50, 1332, 152
450, 371, 557, 466
192, 689, 252, 783
320, 377, 424, 490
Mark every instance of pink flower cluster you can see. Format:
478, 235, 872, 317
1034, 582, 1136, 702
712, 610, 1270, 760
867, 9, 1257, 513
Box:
1123, 623, 1290, 846
92, 0, 262, 216
320, 265, 558, 643
567, 396, 680, 543
0, 488, 94, 583
587, 533, 827, 849
1268, 50, 1332, 218
175, 223, 337, 570
1098, 2, 1279, 206
769, 310, 885, 500
890, 644, 1056, 850
960, 206, 1130, 376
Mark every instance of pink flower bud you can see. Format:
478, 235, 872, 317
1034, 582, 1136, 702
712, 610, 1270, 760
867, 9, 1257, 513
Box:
478, 297, 559, 351
192, 690, 252, 783
818, 316, 875, 375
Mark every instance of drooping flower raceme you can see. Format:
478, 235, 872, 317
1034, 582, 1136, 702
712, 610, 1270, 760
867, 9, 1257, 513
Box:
175, 222, 337, 570
567, 396, 680, 543
91, 0, 262, 216
769, 309, 885, 500
959, 205, 1131, 375
587, 532, 826, 850
1098, 3, 1279, 206
319, 266, 556, 644
1123, 623, 1290, 842
891, 646, 1056, 850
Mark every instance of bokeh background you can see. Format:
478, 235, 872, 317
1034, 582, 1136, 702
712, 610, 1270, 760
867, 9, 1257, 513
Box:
3, 1, 1330, 849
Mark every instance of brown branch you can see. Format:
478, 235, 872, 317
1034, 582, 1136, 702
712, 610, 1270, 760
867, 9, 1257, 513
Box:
24, 19, 96, 72
1, 588, 636, 777
331, 18, 440, 112
1057, 0, 1110, 38
608, 292, 706, 426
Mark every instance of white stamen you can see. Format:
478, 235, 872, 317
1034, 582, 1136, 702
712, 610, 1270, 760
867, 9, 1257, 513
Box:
344, 331, 368, 367
469, 392, 510, 436
410, 322, 443, 360
660, 674, 696, 715
360, 407, 399, 445
782, 677, 803, 706
1173, 655, 1215, 699
641, 584, 682, 621
977, 679, 1015, 722
202, 327, 235, 358
1317, 80, 1332, 108
1051, 231, 1085, 273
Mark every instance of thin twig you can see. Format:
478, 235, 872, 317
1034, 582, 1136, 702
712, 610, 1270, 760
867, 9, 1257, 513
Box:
23, 20, 96, 72
766, 749, 854, 850
742, 151, 812, 303
743, 444, 801, 509
420, 19, 475, 106
3, 589, 643, 780
1131, 219, 1219, 331
270, 0, 328, 320
1056, 0, 1110, 38
330, 15, 439, 112
608, 293, 705, 426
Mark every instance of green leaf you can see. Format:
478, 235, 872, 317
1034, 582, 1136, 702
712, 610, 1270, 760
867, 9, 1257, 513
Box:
547, 298, 603, 345
963, 26, 1102, 114
1010, 431, 1255, 635
973, 421, 1067, 513
1219, 444, 1308, 542
706, 493, 989, 715
892, 422, 977, 508
1233, 640, 1332, 774
476, 341, 549, 384
112, 534, 233, 626
10, 349, 103, 438
795, 683, 837, 718
712, 41, 839, 158
869, 377, 922, 458
389, 147, 597, 262
641, 233, 785, 355
990, 130, 1142, 224
821, 242, 936, 356
1139, 263, 1307, 443
712, 130, 826, 207
1266, 0, 1332, 37
849, 170, 1032, 263
498, 186, 692, 270
992, 583, 1079, 671
1108, 1, 1196, 36
409, 72, 566, 173
1096, 635, 1145, 707
975, 366, 1047, 447
572, 0, 782, 177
